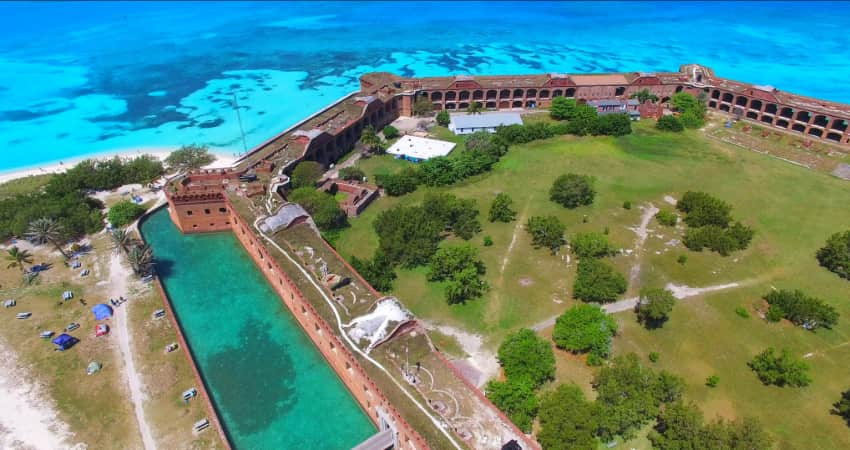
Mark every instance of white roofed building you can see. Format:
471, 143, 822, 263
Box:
448, 112, 523, 135
386, 135, 456, 162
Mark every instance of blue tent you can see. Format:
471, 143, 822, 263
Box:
52, 334, 78, 351
92, 304, 113, 321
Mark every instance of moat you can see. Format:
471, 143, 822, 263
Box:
140, 208, 374, 449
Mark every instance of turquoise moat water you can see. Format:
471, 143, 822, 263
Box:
140, 207, 375, 449
1, 1, 849, 171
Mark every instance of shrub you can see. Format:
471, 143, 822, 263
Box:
748, 347, 811, 387
565, 104, 598, 136
413, 96, 433, 116
526, 215, 566, 254
573, 258, 627, 303
593, 113, 632, 136
483, 235, 493, 246
832, 388, 850, 426
382, 125, 399, 139
550, 96, 577, 120
571, 232, 617, 258
108, 201, 146, 227
649, 352, 660, 363
436, 109, 450, 126
488, 193, 516, 223
622, 200, 632, 210
375, 168, 419, 196
816, 230, 850, 280
677, 191, 732, 228
683, 223, 754, 256
656, 115, 684, 132
497, 328, 555, 388
655, 209, 678, 227
706, 375, 720, 388
550, 173, 595, 209
290, 161, 324, 188
635, 288, 676, 329
552, 304, 617, 358
735, 306, 751, 319
677, 254, 688, 265
763, 289, 838, 330
766, 304, 785, 322
338, 166, 365, 181
680, 109, 705, 129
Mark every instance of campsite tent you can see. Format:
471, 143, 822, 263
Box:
52, 334, 78, 351
92, 304, 113, 321
87, 361, 102, 375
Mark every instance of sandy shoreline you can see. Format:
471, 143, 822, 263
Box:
0, 147, 237, 184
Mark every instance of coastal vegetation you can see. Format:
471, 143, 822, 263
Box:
163, 144, 215, 171
107, 200, 146, 227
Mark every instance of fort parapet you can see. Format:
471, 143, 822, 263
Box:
162, 63, 850, 449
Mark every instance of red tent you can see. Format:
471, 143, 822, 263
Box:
95, 323, 109, 337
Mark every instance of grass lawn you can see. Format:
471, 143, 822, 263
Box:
334, 120, 850, 448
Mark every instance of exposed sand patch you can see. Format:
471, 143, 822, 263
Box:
627, 203, 660, 286
663, 195, 678, 206
518, 277, 533, 287
664, 282, 740, 299
421, 322, 499, 388
0, 339, 76, 450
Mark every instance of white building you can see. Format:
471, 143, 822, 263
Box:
386, 135, 457, 162
448, 112, 523, 135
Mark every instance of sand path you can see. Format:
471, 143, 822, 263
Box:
109, 252, 156, 450
420, 321, 500, 388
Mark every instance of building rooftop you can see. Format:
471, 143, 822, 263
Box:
386, 135, 457, 160
450, 112, 523, 130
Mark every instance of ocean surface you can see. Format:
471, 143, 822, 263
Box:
140, 208, 375, 449
0, 1, 848, 171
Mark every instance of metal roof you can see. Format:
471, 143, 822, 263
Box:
449, 112, 523, 129
258, 203, 309, 234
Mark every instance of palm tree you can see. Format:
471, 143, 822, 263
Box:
467, 101, 483, 115
25, 217, 69, 258
110, 228, 136, 254
5, 246, 33, 273
127, 244, 154, 277
630, 88, 658, 105
359, 125, 385, 154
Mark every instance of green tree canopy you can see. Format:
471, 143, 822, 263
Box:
445, 265, 488, 304
655, 209, 678, 227
656, 115, 684, 132
565, 104, 599, 136
375, 168, 419, 196
764, 289, 838, 330
550, 96, 577, 120
164, 144, 215, 171
350, 250, 396, 292
338, 166, 365, 181
288, 187, 347, 231
290, 161, 324, 189
635, 288, 677, 329
382, 125, 399, 139
526, 215, 566, 254
552, 304, 618, 358
631, 88, 659, 105
108, 200, 146, 227
832, 388, 850, 427
413, 95, 434, 116
485, 377, 538, 433
816, 230, 850, 280
571, 232, 617, 258
436, 109, 450, 126
489, 193, 517, 223
573, 258, 628, 303
550, 173, 595, 209
467, 101, 483, 115
593, 113, 632, 137
497, 328, 555, 388
650, 401, 772, 450
537, 384, 597, 450
427, 244, 485, 282
748, 347, 812, 387
374, 204, 442, 268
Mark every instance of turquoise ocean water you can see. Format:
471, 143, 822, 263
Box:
140, 208, 375, 449
0, 1, 848, 171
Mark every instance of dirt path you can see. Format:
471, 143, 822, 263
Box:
421, 321, 499, 388
498, 203, 530, 276
627, 203, 660, 285
110, 252, 156, 450
0, 339, 75, 450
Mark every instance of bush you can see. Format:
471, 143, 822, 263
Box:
622, 200, 632, 210
683, 222, 754, 256
436, 109, 450, 126
497, 329, 555, 388
553, 304, 617, 358
677, 191, 732, 228
483, 235, 493, 246
290, 161, 324, 189
488, 193, 516, 223
649, 352, 660, 363
550, 173, 595, 209
593, 113, 632, 136
763, 289, 838, 330
816, 230, 850, 280
706, 375, 720, 387
573, 258, 627, 303
748, 347, 811, 387
677, 254, 688, 265
832, 389, 850, 426
571, 232, 617, 258
550, 96, 577, 120
680, 109, 705, 129
656, 115, 684, 132
655, 209, 678, 227
375, 168, 419, 196
735, 306, 751, 319
382, 125, 399, 139
288, 187, 347, 231
338, 166, 365, 181
108, 200, 146, 227
635, 288, 676, 329
565, 104, 598, 136
526, 215, 566, 254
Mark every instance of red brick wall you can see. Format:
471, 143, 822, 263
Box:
166, 198, 232, 234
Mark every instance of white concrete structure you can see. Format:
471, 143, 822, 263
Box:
448, 112, 523, 135
386, 135, 456, 162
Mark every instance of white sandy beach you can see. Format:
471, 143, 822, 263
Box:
0, 147, 237, 184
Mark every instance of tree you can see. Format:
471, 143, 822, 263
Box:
593, 113, 632, 136
288, 187, 347, 231
677, 191, 732, 228
635, 288, 676, 329
550, 96, 577, 120
164, 144, 215, 171
631, 88, 658, 105
655, 209, 678, 227
374, 205, 443, 268
485, 377, 538, 433
650, 401, 772, 450
670, 92, 705, 129
565, 104, 599, 136
375, 168, 419, 196
436, 109, 450, 126
489, 193, 516, 223
338, 166, 365, 181
25, 217, 69, 258
537, 384, 597, 450
552, 304, 618, 359
350, 250, 396, 292
748, 347, 811, 387
421, 192, 481, 240
466, 131, 508, 158
670, 92, 701, 114
382, 125, 399, 139
445, 266, 488, 304
497, 329, 555, 388
5, 246, 33, 273
290, 161, 324, 189
427, 244, 485, 282
550, 173, 595, 209
413, 96, 433, 116
573, 258, 627, 303
110, 228, 137, 254
656, 115, 684, 132
571, 232, 617, 258
127, 244, 153, 277
679, 109, 704, 129
467, 101, 483, 115
832, 388, 850, 427
526, 215, 566, 254
108, 200, 146, 227
816, 230, 850, 280
763, 289, 838, 330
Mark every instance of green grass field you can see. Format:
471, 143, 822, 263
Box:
334, 120, 850, 449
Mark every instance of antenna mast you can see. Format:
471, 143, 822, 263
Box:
232, 93, 248, 154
